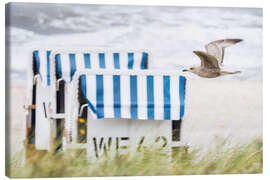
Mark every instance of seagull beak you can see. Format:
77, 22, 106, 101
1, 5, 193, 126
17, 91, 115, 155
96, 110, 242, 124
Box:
193, 51, 200, 55
183, 69, 188, 72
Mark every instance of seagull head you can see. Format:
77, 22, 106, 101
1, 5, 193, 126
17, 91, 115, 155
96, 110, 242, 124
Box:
183, 67, 195, 72
193, 51, 203, 56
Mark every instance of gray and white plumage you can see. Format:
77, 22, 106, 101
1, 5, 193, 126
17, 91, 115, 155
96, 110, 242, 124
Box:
183, 39, 243, 78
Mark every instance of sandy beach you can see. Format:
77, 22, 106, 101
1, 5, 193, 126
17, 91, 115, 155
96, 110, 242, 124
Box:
7, 79, 262, 157
7, 81, 27, 158
183, 79, 262, 152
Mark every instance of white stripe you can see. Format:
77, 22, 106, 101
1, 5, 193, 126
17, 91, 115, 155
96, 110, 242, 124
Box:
76, 53, 85, 71
170, 76, 180, 120
137, 75, 147, 119
105, 53, 114, 69
91, 53, 99, 69
133, 53, 142, 69
86, 75, 97, 118
120, 75, 130, 119
61, 54, 71, 82
120, 52, 128, 69
154, 76, 164, 120
38, 51, 47, 85
103, 75, 114, 118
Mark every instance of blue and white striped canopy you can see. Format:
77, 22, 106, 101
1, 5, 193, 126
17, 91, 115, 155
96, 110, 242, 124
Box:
55, 52, 148, 83
33, 50, 51, 86
33, 50, 149, 86
79, 71, 186, 120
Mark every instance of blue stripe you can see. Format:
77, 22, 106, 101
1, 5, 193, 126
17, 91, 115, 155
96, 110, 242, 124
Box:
46, 51, 51, 86
140, 52, 148, 69
33, 50, 41, 75
113, 53, 120, 69
130, 75, 138, 119
147, 76, 154, 120
84, 53, 91, 69
69, 53, 76, 81
179, 76, 186, 119
163, 76, 171, 120
55, 54, 62, 78
96, 75, 104, 118
128, 53, 134, 69
113, 75, 121, 118
80, 75, 97, 114
99, 53, 105, 68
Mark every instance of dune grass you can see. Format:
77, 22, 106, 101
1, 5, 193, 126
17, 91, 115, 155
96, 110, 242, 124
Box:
7, 138, 262, 178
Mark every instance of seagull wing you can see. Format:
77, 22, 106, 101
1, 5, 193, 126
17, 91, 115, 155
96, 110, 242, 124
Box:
193, 51, 220, 69
205, 39, 243, 65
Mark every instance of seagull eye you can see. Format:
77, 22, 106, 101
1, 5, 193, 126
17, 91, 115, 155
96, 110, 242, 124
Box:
190, 68, 194, 70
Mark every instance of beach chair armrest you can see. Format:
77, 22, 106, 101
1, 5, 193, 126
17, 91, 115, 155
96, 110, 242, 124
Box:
48, 113, 66, 119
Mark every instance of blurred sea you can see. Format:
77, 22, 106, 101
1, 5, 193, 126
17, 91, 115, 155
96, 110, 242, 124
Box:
6, 3, 262, 80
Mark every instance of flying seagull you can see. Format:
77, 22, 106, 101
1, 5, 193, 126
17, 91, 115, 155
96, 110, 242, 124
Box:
183, 39, 243, 78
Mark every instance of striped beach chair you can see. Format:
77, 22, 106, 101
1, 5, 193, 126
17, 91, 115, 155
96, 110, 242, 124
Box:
28, 50, 149, 151
66, 70, 186, 157
49, 50, 150, 151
